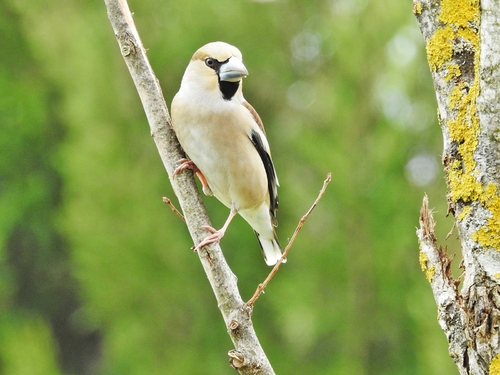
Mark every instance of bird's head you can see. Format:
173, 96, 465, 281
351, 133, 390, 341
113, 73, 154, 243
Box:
183, 42, 248, 100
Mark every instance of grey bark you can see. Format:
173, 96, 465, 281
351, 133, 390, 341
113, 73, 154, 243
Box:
415, 0, 500, 373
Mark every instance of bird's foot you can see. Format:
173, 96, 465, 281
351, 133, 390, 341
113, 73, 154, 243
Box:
173, 159, 213, 196
195, 225, 226, 250
173, 158, 197, 176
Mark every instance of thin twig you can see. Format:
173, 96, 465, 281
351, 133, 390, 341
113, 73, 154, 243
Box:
162, 196, 185, 222
445, 219, 456, 241
246, 172, 332, 306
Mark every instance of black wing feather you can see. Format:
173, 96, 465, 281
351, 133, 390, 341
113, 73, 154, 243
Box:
250, 130, 279, 226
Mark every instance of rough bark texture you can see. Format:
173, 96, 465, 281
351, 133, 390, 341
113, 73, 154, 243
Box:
415, 0, 500, 374
103, 0, 275, 373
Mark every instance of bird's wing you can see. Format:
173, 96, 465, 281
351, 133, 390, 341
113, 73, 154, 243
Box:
243, 101, 279, 226
243, 101, 267, 136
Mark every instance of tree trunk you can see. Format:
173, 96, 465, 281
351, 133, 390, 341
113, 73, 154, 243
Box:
415, 0, 500, 374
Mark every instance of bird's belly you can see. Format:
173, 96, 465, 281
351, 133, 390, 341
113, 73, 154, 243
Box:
180, 128, 268, 211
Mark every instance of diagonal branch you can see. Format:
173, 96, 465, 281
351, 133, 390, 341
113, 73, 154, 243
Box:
104, 0, 275, 373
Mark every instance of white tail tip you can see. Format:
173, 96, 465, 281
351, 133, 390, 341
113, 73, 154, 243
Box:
255, 232, 285, 266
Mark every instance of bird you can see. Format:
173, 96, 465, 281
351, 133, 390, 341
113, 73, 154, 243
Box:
171, 41, 284, 266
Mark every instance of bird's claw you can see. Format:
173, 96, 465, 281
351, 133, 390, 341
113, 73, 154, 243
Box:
173, 158, 195, 177
173, 159, 213, 196
194, 225, 224, 250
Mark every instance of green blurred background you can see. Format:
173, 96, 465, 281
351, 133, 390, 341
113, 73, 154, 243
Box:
1, 0, 460, 374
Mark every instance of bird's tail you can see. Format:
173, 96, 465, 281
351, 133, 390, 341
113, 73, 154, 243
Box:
254, 229, 286, 266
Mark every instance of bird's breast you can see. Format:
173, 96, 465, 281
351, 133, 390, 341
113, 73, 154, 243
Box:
172, 95, 268, 211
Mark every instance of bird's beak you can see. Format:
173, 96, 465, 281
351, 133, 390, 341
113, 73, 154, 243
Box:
219, 56, 248, 82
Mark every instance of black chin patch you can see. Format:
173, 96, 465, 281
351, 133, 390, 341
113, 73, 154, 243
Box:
218, 80, 239, 101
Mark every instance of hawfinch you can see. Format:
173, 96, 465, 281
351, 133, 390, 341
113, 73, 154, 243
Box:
171, 41, 284, 266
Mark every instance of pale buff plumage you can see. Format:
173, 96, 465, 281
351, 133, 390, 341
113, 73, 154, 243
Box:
171, 41, 284, 266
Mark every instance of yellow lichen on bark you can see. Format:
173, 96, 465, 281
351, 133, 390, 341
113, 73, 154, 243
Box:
419, 251, 435, 282
425, 0, 480, 72
436, 0, 500, 252
423, 0, 500, 253
439, 0, 480, 27
440, 0, 480, 205
457, 205, 470, 220
426, 26, 454, 72
457, 26, 480, 45
490, 353, 500, 375
413, 2, 422, 16
444, 63, 461, 81
446, 81, 481, 203
472, 184, 500, 249
427, 0, 500, 252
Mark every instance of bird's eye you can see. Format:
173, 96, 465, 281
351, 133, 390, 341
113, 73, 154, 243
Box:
205, 58, 216, 68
